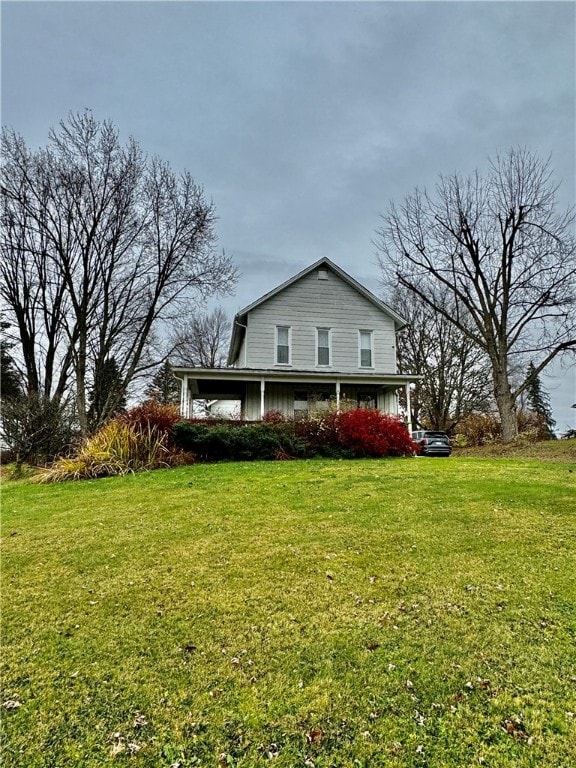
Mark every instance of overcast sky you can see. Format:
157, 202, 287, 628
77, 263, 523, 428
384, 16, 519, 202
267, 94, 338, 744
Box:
2, 0, 575, 430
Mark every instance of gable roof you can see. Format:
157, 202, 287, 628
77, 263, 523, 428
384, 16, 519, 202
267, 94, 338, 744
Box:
228, 257, 407, 365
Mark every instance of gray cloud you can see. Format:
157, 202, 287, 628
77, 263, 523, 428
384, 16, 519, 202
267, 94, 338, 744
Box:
2, 0, 574, 428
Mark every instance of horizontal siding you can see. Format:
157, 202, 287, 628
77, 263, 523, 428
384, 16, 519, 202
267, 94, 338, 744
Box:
238, 337, 247, 367
244, 268, 397, 373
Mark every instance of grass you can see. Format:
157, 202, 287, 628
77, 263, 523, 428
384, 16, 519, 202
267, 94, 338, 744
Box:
1, 451, 575, 767
454, 438, 576, 462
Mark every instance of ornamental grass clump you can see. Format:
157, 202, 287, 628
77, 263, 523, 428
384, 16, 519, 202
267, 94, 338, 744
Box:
37, 421, 163, 482
37, 410, 188, 483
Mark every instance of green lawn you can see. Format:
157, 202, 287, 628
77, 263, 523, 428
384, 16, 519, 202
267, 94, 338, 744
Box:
2, 455, 575, 767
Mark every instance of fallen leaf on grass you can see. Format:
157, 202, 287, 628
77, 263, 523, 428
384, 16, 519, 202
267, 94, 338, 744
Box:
501, 718, 532, 743
181, 643, 197, 655
109, 741, 125, 757
306, 727, 324, 745
257, 742, 280, 759
133, 713, 148, 728
109, 733, 126, 757
2, 699, 22, 709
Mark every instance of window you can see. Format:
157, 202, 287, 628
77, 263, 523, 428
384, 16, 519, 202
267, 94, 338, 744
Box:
276, 325, 291, 365
358, 392, 377, 410
316, 328, 330, 366
359, 330, 373, 368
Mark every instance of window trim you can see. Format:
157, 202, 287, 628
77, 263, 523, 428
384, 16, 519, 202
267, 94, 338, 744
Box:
358, 329, 374, 368
316, 327, 331, 367
275, 325, 292, 366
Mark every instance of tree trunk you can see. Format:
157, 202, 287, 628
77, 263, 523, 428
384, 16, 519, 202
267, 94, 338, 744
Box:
493, 371, 518, 443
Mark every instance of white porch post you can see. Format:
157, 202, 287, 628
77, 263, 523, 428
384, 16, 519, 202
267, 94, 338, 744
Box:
405, 382, 412, 432
180, 375, 189, 418
335, 380, 341, 410
260, 379, 266, 419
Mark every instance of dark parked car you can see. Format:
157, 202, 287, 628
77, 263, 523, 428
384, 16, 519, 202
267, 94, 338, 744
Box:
411, 430, 452, 457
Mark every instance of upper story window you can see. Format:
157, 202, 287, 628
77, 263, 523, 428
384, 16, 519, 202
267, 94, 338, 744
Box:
316, 328, 331, 366
276, 325, 291, 365
359, 330, 373, 368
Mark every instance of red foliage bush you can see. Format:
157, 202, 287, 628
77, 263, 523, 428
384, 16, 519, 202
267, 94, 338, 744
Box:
120, 401, 181, 438
262, 410, 288, 424
335, 409, 416, 457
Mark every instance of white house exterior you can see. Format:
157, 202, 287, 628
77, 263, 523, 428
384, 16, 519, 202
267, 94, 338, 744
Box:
173, 258, 420, 423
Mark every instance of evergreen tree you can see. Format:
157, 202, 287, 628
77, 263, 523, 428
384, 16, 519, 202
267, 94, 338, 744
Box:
525, 361, 556, 439
87, 358, 127, 432
145, 361, 180, 405
1, 320, 22, 399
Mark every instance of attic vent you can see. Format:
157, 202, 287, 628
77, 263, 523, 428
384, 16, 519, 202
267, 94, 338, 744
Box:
318, 269, 328, 280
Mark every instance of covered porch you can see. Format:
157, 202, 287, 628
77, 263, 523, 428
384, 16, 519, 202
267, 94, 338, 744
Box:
172, 367, 420, 430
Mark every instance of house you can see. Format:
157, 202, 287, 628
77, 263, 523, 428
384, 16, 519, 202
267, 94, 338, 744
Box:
173, 258, 420, 424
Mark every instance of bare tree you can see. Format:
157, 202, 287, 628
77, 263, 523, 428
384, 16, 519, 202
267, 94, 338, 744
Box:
377, 148, 576, 442
171, 306, 231, 368
389, 287, 493, 431
1, 112, 238, 436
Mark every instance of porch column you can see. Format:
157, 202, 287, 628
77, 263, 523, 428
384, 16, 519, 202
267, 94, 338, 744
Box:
405, 382, 412, 432
335, 380, 341, 410
180, 375, 189, 418
260, 379, 266, 419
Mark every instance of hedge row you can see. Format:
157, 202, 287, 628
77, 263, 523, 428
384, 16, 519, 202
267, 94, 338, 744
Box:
173, 410, 416, 462
38, 404, 416, 482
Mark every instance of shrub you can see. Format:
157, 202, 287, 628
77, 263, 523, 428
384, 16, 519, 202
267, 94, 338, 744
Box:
262, 410, 287, 424
335, 410, 416, 457
454, 411, 556, 447
0, 393, 77, 465
120, 401, 181, 437
174, 410, 415, 462
173, 421, 307, 462
294, 411, 344, 456
173, 422, 226, 461
517, 410, 557, 441
229, 425, 282, 461
454, 414, 502, 447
